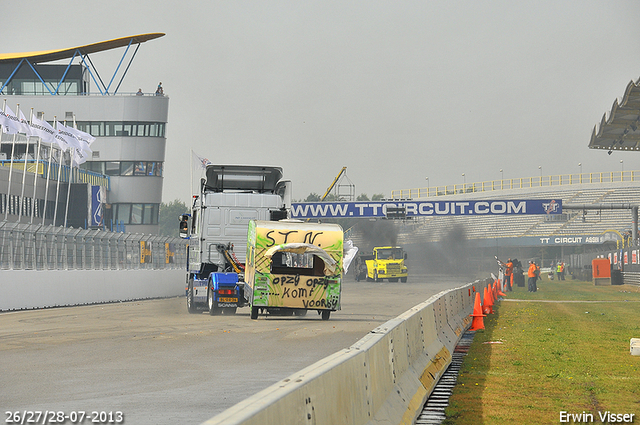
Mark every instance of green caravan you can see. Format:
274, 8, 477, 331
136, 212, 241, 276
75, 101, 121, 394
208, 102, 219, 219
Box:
245, 220, 343, 320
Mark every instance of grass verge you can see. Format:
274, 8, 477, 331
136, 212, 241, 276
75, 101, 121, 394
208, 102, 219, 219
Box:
443, 279, 640, 424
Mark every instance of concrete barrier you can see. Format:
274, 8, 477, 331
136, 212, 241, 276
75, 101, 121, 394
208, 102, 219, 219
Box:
203, 279, 488, 425
0, 269, 185, 311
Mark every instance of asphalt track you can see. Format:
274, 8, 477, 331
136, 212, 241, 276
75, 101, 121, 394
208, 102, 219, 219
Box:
0, 273, 476, 425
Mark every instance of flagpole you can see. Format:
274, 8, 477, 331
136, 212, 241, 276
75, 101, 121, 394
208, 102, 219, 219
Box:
63, 120, 73, 228
17, 104, 30, 223
53, 118, 63, 226
41, 112, 54, 225
29, 109, 41, 224
190, 148, 194, 200
4, 101, 17, 221
0, 100, 5, 219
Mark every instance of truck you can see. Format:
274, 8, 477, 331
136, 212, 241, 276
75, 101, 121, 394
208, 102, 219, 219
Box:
362, 246, 408, 282
244, 220, 343, 320
179, 164, 291, 315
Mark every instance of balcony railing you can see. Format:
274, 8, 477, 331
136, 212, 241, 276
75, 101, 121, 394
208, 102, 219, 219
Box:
0, 159, 109, 189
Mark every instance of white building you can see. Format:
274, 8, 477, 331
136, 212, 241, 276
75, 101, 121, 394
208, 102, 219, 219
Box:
0, 33, 168, 234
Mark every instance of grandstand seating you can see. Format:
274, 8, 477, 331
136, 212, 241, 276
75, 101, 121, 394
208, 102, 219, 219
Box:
374, 180, 640, 247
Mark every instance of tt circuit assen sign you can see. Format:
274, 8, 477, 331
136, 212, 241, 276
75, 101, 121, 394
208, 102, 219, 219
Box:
290, 199, 562, 219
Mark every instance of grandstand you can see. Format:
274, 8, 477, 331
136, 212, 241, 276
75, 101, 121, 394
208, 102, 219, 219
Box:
390, 173, 640, 248
345, 172, 640, 276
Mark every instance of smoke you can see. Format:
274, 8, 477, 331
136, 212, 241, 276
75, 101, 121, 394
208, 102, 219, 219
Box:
350, 219, 492, 279
354, 219, 399, 251
404, 223, 477, 276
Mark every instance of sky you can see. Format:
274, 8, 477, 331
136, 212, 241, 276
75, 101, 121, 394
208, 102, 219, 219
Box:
3, 1, 640, 205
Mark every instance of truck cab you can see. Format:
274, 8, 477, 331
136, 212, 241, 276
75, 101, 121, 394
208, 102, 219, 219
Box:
365, 246, 408, 282
181, 165, 291, 315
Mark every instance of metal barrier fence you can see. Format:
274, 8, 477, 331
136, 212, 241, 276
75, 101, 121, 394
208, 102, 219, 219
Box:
0, 221, 187, 271
391, 170, 640, 199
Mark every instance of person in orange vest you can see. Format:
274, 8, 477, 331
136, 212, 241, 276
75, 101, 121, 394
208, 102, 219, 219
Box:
497, 257, 513, 291
501, 258, 514, 291
527, 260, 538, 292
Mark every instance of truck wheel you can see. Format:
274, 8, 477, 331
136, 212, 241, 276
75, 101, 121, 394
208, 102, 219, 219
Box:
208, 286, 219, 316
321, 310, 331, 320
250, 306, 259, 320
187, 279, 198, 314
374, 271, 380, 282
401, 276, 407, 283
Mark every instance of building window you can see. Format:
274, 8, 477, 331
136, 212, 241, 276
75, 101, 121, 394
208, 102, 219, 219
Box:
112, 203, 159, 225
105, 161, 119, 176
75, 121, 165, 138
120, 162, 134, 176
131, 204, 143, 224
80, 161, 163, 177
134, 162, 147, 176
115, 204, 131, 224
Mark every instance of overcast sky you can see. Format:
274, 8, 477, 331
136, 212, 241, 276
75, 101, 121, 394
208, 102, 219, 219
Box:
4, 1, 640, 204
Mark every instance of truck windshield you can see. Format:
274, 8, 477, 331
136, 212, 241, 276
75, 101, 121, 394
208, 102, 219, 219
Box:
377, 248, 403, 260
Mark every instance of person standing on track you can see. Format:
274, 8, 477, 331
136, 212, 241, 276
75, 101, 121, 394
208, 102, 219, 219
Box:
506, 258, 514, 291
498, 258, 514, 291
528, 260, 538, 292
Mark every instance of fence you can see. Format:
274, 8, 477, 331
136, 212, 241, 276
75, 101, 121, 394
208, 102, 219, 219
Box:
0, 221, 187, 271
392, 170, 640, 199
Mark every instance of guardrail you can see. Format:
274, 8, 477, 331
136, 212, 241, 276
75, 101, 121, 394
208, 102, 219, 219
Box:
0, 221, 187, 271
392, 170, 640, 199
203, 279, 487, 425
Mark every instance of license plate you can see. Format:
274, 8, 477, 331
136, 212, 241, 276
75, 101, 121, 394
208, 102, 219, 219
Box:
219, 297, 237, 303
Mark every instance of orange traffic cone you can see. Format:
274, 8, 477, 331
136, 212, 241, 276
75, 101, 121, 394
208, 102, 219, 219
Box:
469, 292, 485, 331
483, 286, 494, 315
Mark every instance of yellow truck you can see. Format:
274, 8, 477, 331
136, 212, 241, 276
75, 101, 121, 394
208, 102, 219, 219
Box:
365, 246, 408, 282
244, 220, 343, 320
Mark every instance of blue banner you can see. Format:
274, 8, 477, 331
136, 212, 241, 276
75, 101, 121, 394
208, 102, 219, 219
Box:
90, 185, 105, 227
290, 199, 562, 219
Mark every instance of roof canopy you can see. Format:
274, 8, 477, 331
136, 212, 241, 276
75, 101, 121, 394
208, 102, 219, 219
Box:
589, 77, 640, 153
0, 33, 165, 95
0, 33, 165, 64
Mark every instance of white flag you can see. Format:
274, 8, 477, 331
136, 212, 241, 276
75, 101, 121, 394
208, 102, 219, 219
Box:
30, 115, 56, 144
0, 105, 21, 134
52, 122, 73, 150
65, 125, 96, 148
56, 122, 82, 150
192, 151, 212, 170
19, 110, 34, 136
63, 124, 92, 155
72, 147, 90, 166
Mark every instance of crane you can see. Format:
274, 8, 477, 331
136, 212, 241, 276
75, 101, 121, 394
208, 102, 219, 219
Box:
321, 167, 347, 201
